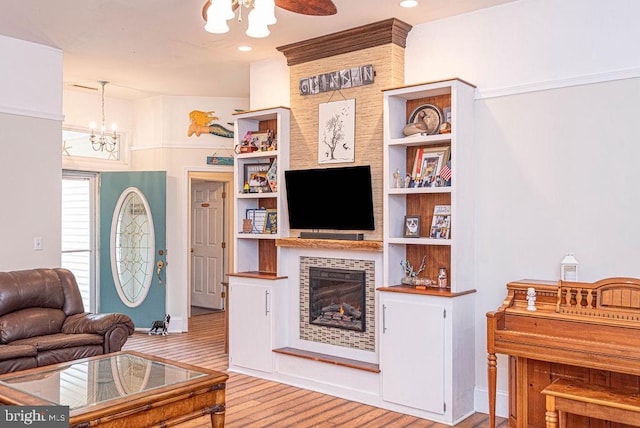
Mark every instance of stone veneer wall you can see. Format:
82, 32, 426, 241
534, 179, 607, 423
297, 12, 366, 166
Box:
299, 256, 375, 351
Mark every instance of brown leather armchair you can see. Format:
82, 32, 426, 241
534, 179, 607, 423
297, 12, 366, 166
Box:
0, 268, 134, 374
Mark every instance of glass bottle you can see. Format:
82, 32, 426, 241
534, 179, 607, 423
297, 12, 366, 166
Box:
438, 267, 448, 288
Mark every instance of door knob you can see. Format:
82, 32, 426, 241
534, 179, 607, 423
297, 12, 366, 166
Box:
157, 260, 165, 284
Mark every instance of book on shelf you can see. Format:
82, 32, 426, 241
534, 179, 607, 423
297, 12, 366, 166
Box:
411, 147, 423, 179
430, 205, 451, 239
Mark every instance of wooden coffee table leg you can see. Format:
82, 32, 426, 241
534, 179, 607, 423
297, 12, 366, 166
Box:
210, 383, 226, 428
211, 410, 224, 428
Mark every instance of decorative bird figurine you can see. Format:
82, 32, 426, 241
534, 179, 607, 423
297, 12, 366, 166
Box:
402, 111, 428, 136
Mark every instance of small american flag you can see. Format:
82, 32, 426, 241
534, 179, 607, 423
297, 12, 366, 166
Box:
440, 162, 452, 181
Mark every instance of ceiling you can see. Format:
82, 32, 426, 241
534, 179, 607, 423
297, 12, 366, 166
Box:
0, 0, 516, 100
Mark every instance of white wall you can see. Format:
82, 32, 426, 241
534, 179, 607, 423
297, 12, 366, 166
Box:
62, 89, 134, 171
147, 95, 244, 147
63, 89, 133, 134
402, 0, 640, 415
130, 95, 247, 331
250, 57, 290, 110
0, 35, 62, 120
405, 0, 640, 94
0, 36, 62, 270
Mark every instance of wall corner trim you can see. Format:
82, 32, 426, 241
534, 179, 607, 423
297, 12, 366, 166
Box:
476, 67, 640, 100
276, 18, 412, 66
0, 104, 64, 121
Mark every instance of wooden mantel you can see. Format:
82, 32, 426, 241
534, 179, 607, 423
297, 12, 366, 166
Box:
276, 238, 383, 252
276, 18, 412, 66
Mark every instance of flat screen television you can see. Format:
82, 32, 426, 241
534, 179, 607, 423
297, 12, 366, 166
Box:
284, 165, 375, 231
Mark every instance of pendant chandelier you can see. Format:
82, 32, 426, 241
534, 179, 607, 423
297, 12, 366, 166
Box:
204, 0, 277, 38
90, 81, 120, 152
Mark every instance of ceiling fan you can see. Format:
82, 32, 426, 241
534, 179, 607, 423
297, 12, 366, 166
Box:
201, 0, 337, 21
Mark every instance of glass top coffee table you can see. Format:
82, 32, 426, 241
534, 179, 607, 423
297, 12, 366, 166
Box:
0, 351, 228, 427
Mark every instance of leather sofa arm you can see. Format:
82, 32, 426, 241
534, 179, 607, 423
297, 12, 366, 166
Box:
62, 313, 134, 336
63, 313, 135, 354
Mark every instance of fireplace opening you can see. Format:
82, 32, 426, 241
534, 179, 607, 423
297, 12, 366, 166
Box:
309, 267, 366, 332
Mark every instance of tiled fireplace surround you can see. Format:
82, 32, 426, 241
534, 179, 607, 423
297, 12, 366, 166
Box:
278, 245, 382, 363
299, 256, 376, 351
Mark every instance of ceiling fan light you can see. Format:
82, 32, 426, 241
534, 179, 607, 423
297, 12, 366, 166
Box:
253, 0, 277, 25
205, 6, 231, 33
205, 17, 230, 33
246, 9, 270, 38
211, 0, 235, 20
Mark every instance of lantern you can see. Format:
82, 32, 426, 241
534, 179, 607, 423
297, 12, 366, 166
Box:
560, 253, 579, 282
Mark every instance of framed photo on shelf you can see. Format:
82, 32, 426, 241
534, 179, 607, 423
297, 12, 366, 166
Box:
264, 209, 277, 234
246, 208, 268, 233
251, 132, 271, 151
266, 159, 277, 192
430, 205, 451, 239
244, 163, 272, 193
403, 215, 421, 238
411, 145, 451, 187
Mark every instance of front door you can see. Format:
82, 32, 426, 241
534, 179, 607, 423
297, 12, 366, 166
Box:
99, 172, 166, 330
190, 181, 225, 310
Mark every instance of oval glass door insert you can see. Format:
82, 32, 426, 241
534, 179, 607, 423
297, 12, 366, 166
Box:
111, 187, 155, 307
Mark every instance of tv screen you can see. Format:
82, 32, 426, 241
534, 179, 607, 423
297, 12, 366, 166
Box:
285, 165, 375, 231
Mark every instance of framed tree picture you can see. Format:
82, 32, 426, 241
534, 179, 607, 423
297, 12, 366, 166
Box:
318, 99, 356, 164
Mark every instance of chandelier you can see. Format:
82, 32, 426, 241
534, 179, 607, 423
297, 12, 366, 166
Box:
204, 0, 277, 38
90, 81, 120, 152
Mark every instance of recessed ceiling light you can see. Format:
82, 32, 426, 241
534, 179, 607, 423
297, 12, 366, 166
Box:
400, 0, 418, 7
237, 45, 252, 52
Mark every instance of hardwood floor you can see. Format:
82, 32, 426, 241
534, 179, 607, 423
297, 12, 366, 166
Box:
123, 312, 507, 427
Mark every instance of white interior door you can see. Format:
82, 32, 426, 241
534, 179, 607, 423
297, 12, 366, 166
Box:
191, 181, 225, 309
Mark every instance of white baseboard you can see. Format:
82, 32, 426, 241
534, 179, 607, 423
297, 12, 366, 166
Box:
474, 386, 509, 419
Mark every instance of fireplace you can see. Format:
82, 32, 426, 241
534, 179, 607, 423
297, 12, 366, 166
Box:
300, 257, 375, 351
309, 267, 366, 332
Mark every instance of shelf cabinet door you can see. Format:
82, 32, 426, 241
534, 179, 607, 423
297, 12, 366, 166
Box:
380, 294, 445, 414
229, 280, 273, 373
